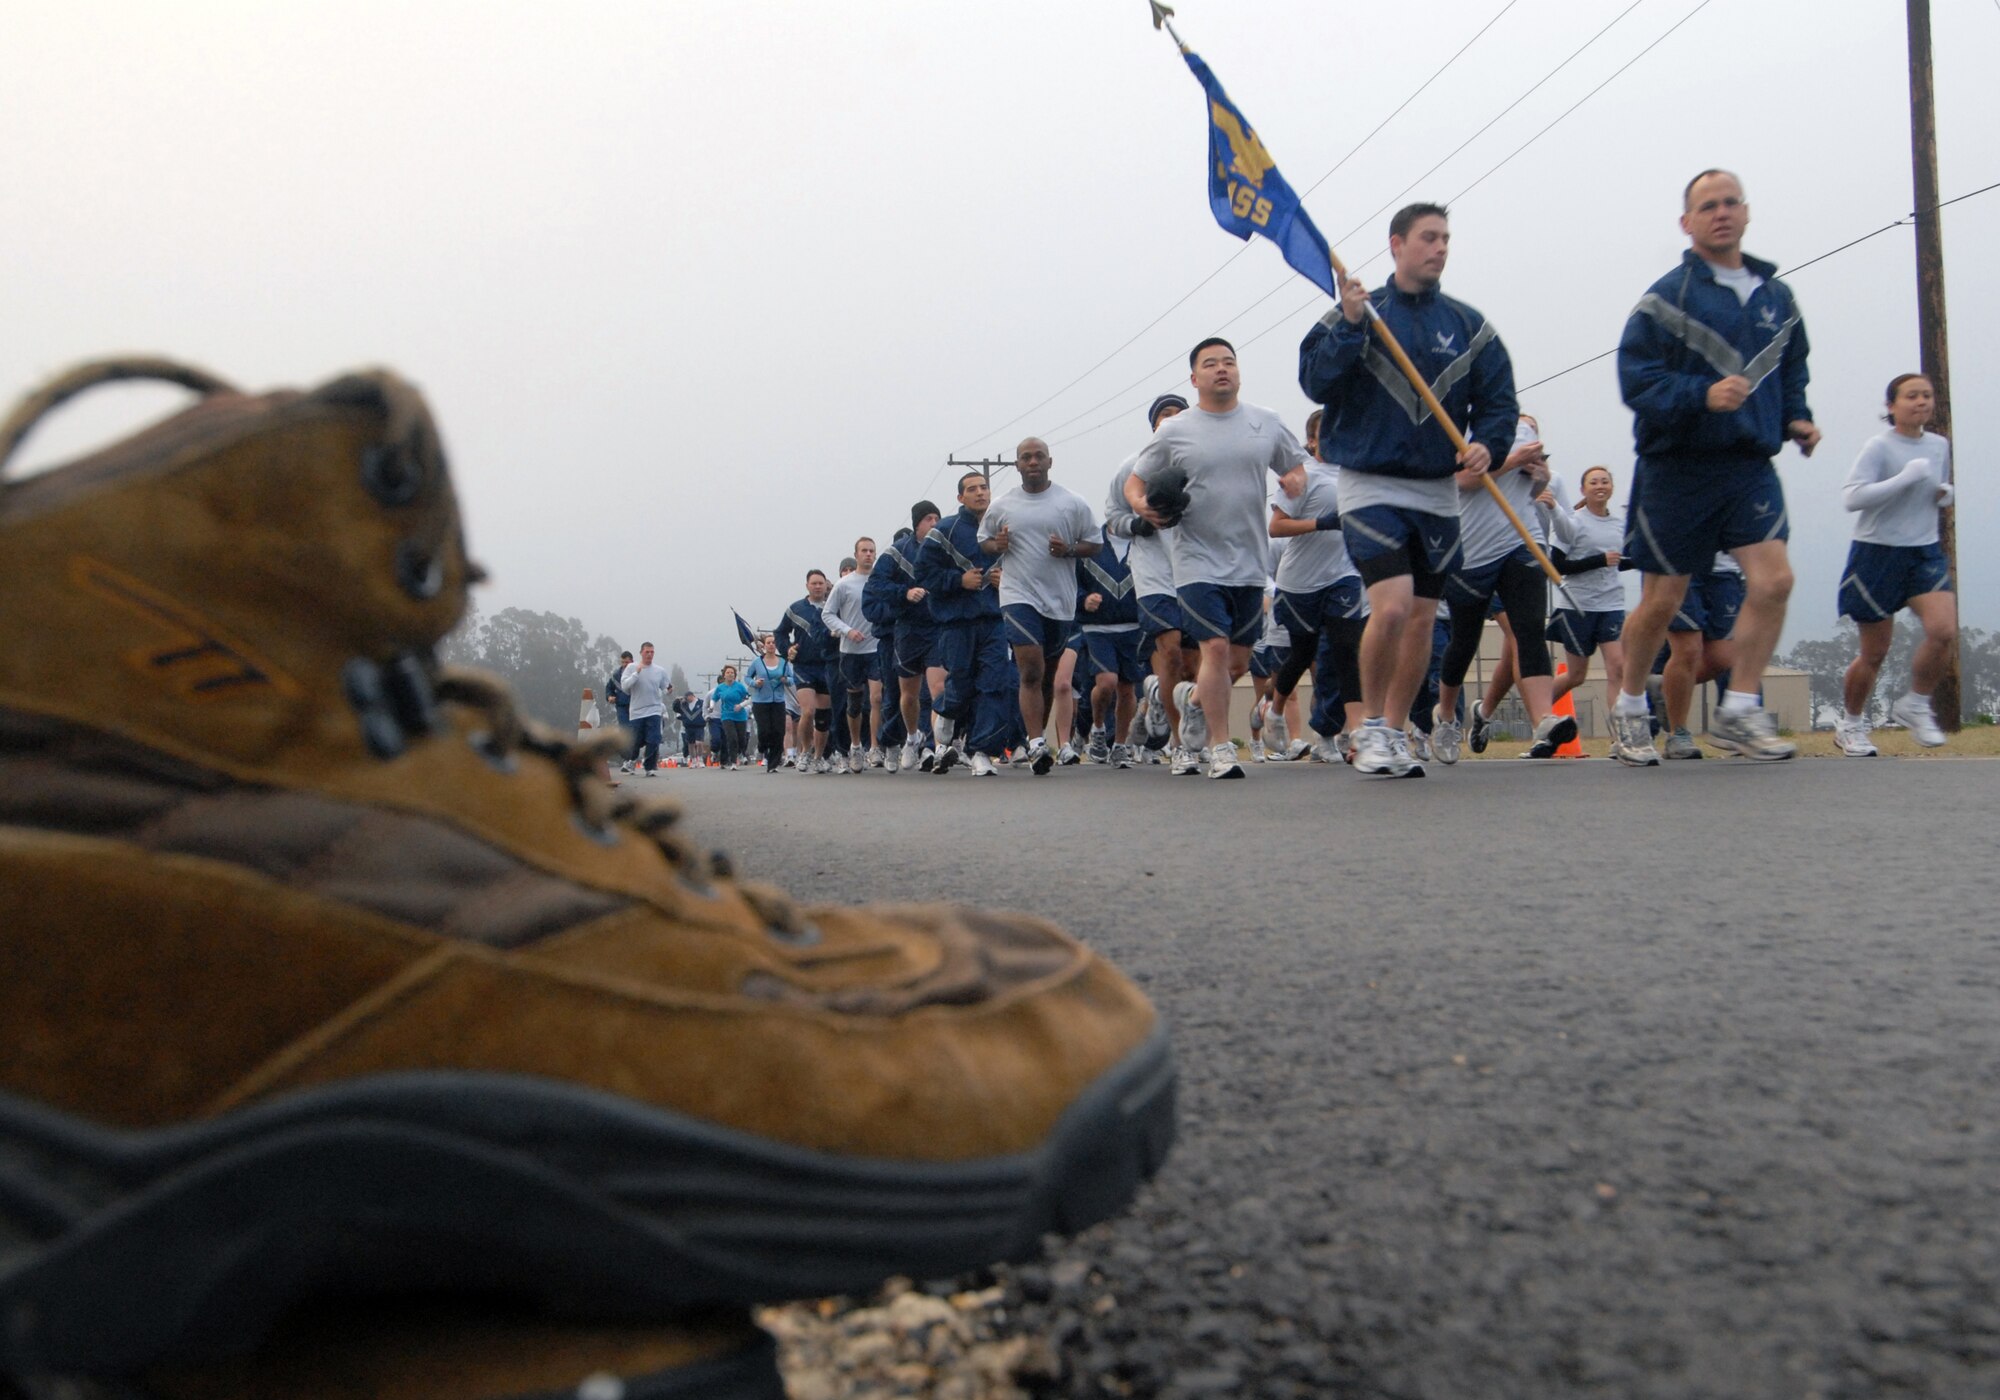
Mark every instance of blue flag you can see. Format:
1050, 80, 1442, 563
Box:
1183, 51, 1336, 299
732, 609, 758, 649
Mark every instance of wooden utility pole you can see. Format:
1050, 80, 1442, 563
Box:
944, 453, 1018, 486
1907, 0, 1960, 728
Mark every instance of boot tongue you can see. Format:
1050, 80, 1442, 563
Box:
1, 365, 478, 769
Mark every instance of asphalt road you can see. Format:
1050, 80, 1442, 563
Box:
679, 753, 2000, 1400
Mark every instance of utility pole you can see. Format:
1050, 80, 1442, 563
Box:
1907, 0, 1959, 728
944, 453, 1018, 486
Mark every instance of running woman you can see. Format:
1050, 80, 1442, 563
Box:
1609, 169, 1818, 765
1299, 202, 1519, 778
1128, 337, 1308, 780
1547, 466, 1628, 714
745, 634, 794, 774
821, 538, 884, 772
979, 437, 1098, 775
1431, 415, 1574, 762
1835, 372, 1956, 754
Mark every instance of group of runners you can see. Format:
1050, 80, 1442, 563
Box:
686, 171, 1959, 782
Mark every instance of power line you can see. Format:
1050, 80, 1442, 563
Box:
947, 0, 1523, 458
1514, 179, 2000, 395
1056, 0, 1717, 445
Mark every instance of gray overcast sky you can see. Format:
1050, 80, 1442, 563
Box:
5, 1, 1995, 682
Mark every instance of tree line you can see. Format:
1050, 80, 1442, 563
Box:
1777, 623, 2000, 725
438, 603, 687, 731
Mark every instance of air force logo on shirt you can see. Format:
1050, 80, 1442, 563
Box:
1757, 305, 1779, 332
1434, 329, 1457, 354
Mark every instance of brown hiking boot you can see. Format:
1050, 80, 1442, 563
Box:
0, 360, 1173, 1380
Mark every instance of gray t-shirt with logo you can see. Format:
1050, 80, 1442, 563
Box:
1131, 402, 1306, 588
978, 481, 1098, 620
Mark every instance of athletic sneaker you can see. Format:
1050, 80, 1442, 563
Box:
1834, 718, 1879, 757
1284, 738, 1311, 762
1172, 681, 1208, 752
1521, 712, 1579, 760
1609, 710, 1660, 767
1112, 742, 1138, 769
1890, 692, 1947, 747
620, 760, 635, 774
900, 737, 923, 772
1264, 711, 1290, 755
1431, 710, 1463, 765
1057, 742, 1081, 767
1352, 726, 1400, 776
1029, 739, 1055, 776
1169, 746, 1202, 776
969, 751, 998, 777
1707, 706, 1798, 761
1086, 732, 1111, 764
1467, 706, 1493, 754
1207, 744, 1245, 780
931, 745, 959, 775
1008, 748, 1032, 768
1406, 728, 1432, 764
829, 752, 849, 775
920, 746, 937, 773
1141, 675, 1167, 743
864, 747, 884, 770
1663, 727, 1704, 761
1249, 738, 1266, 763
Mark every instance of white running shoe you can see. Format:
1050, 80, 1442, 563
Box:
813, 755, 832, 775
1086, 732, 1111, 764
900, 737, 923, 771
1309, 738, 1340, 764
1057, 742, 1081, 767
829, 752, 849, 774
1610, 710, 1660, 766
1264, 710, 1290, 754
1250, 738, 1267, 763
1405, 727, 1432, 764
619, 760, 634, 774
866, 746, 885, 769
1707, 705, 1797, 761
920, 746, 938, 773
1141, 675, 1167, 742
1392, 728, 1425, 777
1662, 726, 1703, 761
1352, 726, 1400, 776
1029, 739, 1055, 776
1284, 738, 1311, 762
1207, 743, 1245, 779
1890, 692, 1946, 747
1431, 709, 1463, 765
1834, 717, 1878, 757
1169, 746, 1202, 776
1172, 681, 1208, 752
1522, 712, 1578, 760
1112, 742, 1137, 769
969, 751, 997, 777
1008, 747, 1032, 768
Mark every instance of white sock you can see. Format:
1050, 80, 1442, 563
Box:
1904, 690, 1933, 709
1614, 689, 1649, 717
1721, 689, 1760, 714
1843, 711, 1866, 727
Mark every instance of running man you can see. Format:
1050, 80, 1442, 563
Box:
1076, 519, 1149, 768
1608, 169, 1818, 765
773, 568, 836, 773
980, 437, 1099, 775
919, 471, 1015, 777
1267, 439, 1367, 758
1299, 201, 1519, 778
865, 501, 944, 771
1836, 371, 1956, 754
822, 538, 884, 771
1128, 337, 1308, 780
1107, 394, 1193, 761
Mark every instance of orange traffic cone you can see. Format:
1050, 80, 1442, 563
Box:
1551, 664, 1585, 758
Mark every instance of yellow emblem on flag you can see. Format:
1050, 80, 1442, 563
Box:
1210, 103, 1276, 188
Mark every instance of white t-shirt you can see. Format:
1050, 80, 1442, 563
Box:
978, 480, 1097, 620
1552, 504, 1627, 613
1272, 463, 1358, 594
1458, 463, 1553, 572
821, 571, 878, 654
1844, 429, 1951, 547
1131, 401, 1306, 587
1705, 259, 1764, 306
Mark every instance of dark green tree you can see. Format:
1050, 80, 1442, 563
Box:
441, 606, 619, 730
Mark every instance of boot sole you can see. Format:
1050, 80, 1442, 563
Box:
0, 1029, 1175, 1374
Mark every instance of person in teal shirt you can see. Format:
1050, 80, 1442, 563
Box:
711, 665, 751, 768
745, 637, 795, 772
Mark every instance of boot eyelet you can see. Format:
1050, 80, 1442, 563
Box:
361, 443, 426, 505
467, 732, 517, 774
571, 812, 621, 847
678, 873, 722, 901
396, 541, 444, 600
767, 919, 824, 948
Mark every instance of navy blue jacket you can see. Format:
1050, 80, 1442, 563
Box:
1298, 282, 1518, 480
1618, 250, 1811, 467
863, 536, 930, 631
917, 507, 1000, 624
774, 595, 836, 667
1075, 526, 1139, 629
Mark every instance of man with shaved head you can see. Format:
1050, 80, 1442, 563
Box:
979, 436, 1099, 774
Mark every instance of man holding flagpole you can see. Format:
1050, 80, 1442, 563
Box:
1298, 204, 1519, 777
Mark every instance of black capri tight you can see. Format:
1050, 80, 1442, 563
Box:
1273, 615, 1365, 711
1441, 554, 1552, 687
